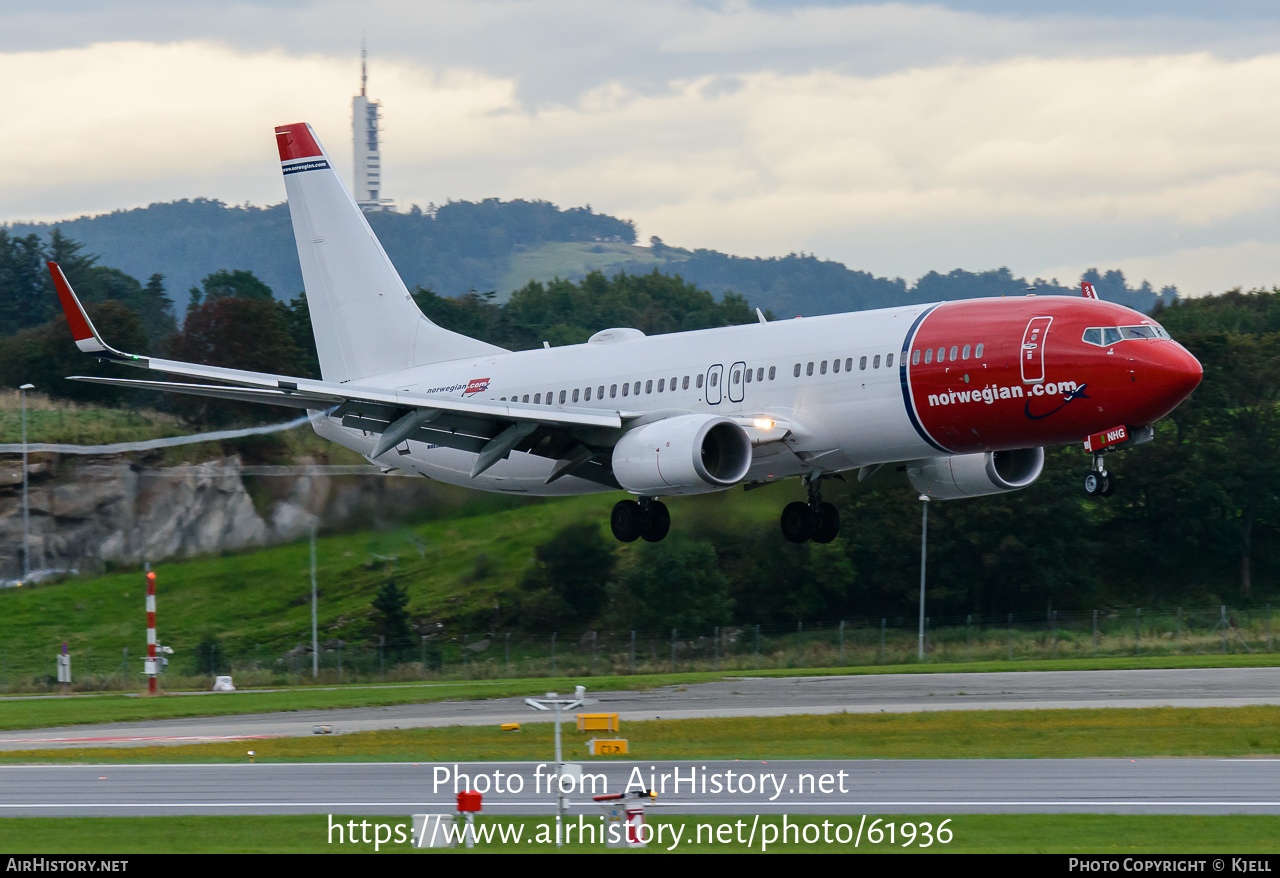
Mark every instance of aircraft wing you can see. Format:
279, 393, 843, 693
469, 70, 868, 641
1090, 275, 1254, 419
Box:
50, 261, 632, 482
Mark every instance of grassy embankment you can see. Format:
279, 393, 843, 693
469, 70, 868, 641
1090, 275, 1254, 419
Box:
1, 814, 1277, 853
5, 705, 1280, 763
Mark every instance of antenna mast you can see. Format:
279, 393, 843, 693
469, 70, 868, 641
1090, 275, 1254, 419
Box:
360, 39, 367, 97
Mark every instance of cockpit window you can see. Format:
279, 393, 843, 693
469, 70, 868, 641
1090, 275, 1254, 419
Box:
1083, 324, 1169, 346
1122, 325, 1157, 339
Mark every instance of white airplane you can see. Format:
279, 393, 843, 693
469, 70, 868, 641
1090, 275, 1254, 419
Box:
50, 123, 1202, 544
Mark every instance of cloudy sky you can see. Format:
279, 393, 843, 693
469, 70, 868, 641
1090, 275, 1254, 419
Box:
3, 1, 1280, 295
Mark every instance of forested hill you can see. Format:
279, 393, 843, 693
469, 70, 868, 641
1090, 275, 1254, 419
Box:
5, 197, 1175, 316
4, 198, 635, 308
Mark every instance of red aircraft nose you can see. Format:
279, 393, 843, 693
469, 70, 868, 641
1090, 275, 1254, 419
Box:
1149, 342, 1203, 409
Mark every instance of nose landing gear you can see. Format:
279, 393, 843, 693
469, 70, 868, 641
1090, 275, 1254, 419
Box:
1083, 454, 1115, 497
610, 496, 670, 542
781, 476, 841, 544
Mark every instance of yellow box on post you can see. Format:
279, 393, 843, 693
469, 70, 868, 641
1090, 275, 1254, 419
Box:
587, 738, 629, 755
577, 713, 620, 732
499, 723, 520, 731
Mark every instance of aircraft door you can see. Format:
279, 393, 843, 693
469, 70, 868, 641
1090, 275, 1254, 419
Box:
1020, 316, 1053, 384
728, 361, 746, 403
706, 364, 724, 404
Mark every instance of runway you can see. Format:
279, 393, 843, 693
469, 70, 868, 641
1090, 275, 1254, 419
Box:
2, 666, 1278, 750
2, 759, 1278, 816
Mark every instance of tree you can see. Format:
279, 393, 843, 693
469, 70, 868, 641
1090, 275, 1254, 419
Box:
607, 539, 734, 632
168, 272, 308, 424
371, 579, 415, 662
515, 522, 617, 630
189, 268, 275, 306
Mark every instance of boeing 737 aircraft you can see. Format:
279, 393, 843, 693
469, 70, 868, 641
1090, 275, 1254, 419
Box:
49, 122, 1203, 544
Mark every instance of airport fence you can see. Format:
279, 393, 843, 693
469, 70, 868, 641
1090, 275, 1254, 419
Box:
4, 603, 1277, 693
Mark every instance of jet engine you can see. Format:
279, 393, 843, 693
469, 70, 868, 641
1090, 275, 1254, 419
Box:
906, 447, 1044, 500
612, 414, 753, 495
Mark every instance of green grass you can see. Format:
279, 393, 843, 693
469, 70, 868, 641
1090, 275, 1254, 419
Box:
6, 653, 1280, 732
7, 705, 1280, 763
1, 814, 1276, 853
497, 242, 682, 302
0, 483, 797, 685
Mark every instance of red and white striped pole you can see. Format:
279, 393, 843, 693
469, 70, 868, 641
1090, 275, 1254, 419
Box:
145, 570, 157, 695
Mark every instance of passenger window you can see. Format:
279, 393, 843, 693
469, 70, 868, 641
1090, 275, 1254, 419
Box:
683, 376, 690, 390
886, 353, 894, 368
873, 355, 880, 369
733, 370, 740, 385
658, 378, 665, 392
793, 364, 802, 378
634, 381, 641, 395
1082, 328, 1102, 346
912, 350, 920, 365
671, 376, 677, 389
610, 384, 617, 398
756, 368, 764, 382
745, 368, 752, 383
559, 390, 567, 404
819, 361, 827, 375
975, 343, 984, 358
522, 394, 529, 403
645, 380, 653, 394
769, 366, 776, 380
845, 358, 852, 372
598, 385, 604, 398
500, 397, 506, 401
710, 374, 718, 387
547, 391, 555, 405
1103, 327, 1122, 345
697, 374, 704, 388
621, 383, 629, 397
860, 356, 867, 370
534, 393, 541, 404
924, 349, 932, 364
572, 389, 580, 402
584, 387, 592, 401
962, 344, 970, 360
806, 362, 814, 376
949, 346, 958, 361
832, 359, 840, 374
937, 347, 945, 362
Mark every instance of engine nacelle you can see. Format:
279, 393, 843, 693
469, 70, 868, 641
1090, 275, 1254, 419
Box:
906, 447, 1044, 500
612, 414, 753, 495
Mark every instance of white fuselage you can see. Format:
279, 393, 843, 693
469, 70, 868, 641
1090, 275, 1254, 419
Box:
312, 303, 938, 495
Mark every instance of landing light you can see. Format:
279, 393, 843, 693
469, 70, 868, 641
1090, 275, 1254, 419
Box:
753, 418, 775, 430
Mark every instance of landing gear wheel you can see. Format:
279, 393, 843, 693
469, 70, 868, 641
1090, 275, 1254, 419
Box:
610, 499, 643, 542
781, 501, 812, 543
1100, 474, 1115, 497
640, 500, 670, 542
1083, 472, 1103, 496
811, 502, 840, 544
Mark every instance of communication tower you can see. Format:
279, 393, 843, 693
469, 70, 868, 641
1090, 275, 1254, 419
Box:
352, 43, 393, 211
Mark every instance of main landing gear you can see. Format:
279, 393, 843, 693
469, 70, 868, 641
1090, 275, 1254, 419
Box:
780, 477, 840, 544
1083, 453, 1115, 498
611, 496, 671, 543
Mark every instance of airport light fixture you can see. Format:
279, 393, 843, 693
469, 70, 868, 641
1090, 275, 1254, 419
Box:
19, 384, 33, 580
919, 494, 929, 661
526, 686, 586, 847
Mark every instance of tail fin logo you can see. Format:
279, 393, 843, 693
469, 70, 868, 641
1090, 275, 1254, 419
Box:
1081, 281, 1099, 299
463, 378, 490, 396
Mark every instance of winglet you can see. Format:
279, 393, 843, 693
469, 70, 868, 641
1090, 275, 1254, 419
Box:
47, 262, 137, 362
1081, 281, 1100, 300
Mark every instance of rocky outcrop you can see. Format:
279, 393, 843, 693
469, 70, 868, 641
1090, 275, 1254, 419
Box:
0, 456, 445, 578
